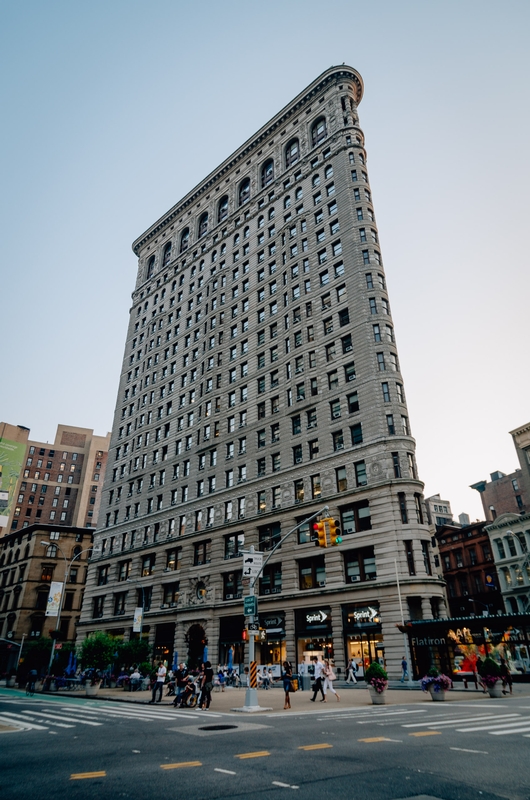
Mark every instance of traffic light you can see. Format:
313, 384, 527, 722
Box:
313, 520, 327, 548
242, 629, 248, 641
328, 518, 342, 546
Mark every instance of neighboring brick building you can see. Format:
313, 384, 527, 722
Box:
471, 421, 530, 522
79, 65, 447, 679
435, 521, 503, 617
3, 423, 110, 533
0, 524, 93, 673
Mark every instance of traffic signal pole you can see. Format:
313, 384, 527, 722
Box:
240, 504, 329, 711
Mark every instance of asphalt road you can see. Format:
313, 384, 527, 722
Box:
1, 692, 529, 800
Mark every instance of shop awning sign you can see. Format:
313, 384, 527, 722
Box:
306, 609, 328, 625
351, 606, 379, 624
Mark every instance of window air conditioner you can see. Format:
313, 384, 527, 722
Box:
169, 602, 178, 608
349, 576, 360, 582
225, 594, 234, 599
160, 603, 169, 609
263, 589, 270, 594
272, 588, 281, 593
295, 457, 302, 464
318, 581, 326, 587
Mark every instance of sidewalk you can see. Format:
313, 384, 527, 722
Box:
13, 679, 529, 714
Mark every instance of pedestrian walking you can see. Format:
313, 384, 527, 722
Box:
323, 660, 340, 701
201, 660, 214, 709
149, 662, 167, 703
282, 660, 293, 709
173, 663, 188, 706
400, 656, 408, 682
500, 657, 513, 695
310, 655, 326, 702
346, 658, 358, 684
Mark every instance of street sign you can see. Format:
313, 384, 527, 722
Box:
242, 551, 263, 578
244, 595, 258, 617
248, 622, 259, 631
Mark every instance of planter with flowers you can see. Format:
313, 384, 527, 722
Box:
365, 662, 388, 704
420, 667, 452, 701
480, 657, 503, 698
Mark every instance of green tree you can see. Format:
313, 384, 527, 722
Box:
117, 639, 152, 668
79, 631, 115, 671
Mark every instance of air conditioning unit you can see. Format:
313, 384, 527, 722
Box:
272, 588, 281, 594
295, 457, 302, 464
263, 589, 271, 594
335, 443, 344, 450
349, 576, 360, 582
318, 581, 326, 587
332, 412, 341, 419
169, 602, 178, 608
238, 513, 245, 519
160, 603, 169, 609
225, 594, 234, 599
205, 523, 212, 528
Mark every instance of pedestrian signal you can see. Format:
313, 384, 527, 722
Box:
313, 520, 327, 548
329, 519, 342, 546
242, 629, 248, 641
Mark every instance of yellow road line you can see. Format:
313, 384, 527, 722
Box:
409, 731, 442, 738
160, 761, 202, 770
299, 743, 333, 751
358, 737, 393, 743
235, 751, 270, 759
70, 771, 106, 780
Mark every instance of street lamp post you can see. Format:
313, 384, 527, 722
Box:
40, 541, 92, 675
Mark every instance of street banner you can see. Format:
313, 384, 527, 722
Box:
0, 437, 27, 527
133, 607, 143, 632
45, 582, 64, 616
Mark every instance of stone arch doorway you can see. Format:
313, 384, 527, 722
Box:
186, 623, 207, 668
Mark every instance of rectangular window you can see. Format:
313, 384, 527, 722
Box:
299, 557, 326, 590
344, 547, 377, 583
341, 501, 371, 534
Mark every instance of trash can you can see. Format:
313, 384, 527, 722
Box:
301, 673, 312, 692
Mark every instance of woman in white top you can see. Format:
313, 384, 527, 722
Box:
322, 659, 340, 702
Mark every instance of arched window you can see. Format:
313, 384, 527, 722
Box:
261, 159, 274, 189
198, 212, 208, 238
311, 116, 328, 147
285, 138, 300, 168
46, 545, 57, 558
162, 242, 172, 267
146, 255, 155, 280
73, 546, 82, 559
284, 195, 291, 210
179, 228, 190, 253
238, 178, 250, 206
218, 195, 229, 223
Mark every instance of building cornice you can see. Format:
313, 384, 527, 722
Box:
131, 65, 363, 255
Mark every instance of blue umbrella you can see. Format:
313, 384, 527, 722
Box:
203, 645, 208, 664
227, 647, 233, 671
72, 655, 77, 675
172, 651, 178, 671
66, 651, 74, 676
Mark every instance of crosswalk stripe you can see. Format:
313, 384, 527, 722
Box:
457, 719, 530, 733
24, 711, 102, 726
65, 706, 203, 721
1, 712, 73, 729
489, 725, 530, 736
0, 714, 48, 731
403, 714, 520, 728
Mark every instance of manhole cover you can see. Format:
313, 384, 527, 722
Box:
198, 724, 238, 731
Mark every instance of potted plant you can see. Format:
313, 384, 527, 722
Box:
420, 667, 452, 701
79, 632, 115, 697
479, 657, 503, 698
365, 661, 388, 704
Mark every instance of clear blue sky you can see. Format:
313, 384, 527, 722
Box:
2, 0, 529, 520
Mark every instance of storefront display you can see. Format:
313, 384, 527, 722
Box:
295, 607, 333, 666
342, 603, 383, 676
401, 614, 530, 680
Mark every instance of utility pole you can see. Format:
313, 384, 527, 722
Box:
239, 505, 329, 712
